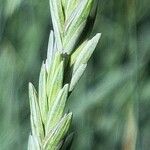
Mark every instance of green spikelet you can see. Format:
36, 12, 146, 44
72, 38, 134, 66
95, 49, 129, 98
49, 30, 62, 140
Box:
28, 0, 100, 149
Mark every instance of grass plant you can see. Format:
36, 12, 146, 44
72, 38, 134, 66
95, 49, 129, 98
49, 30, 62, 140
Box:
28, 0, 100, 149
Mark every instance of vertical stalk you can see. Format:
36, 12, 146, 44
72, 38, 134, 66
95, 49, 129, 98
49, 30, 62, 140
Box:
123, 0, 139, 150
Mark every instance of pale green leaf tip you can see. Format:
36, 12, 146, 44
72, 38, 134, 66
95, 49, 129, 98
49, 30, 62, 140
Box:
66, 112, 73, 123
29, 82, 34, 92
94, 33, 101, 42
70, 64, 87, 91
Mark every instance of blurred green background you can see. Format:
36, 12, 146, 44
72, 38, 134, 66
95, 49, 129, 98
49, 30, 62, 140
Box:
0, 0, 150, 150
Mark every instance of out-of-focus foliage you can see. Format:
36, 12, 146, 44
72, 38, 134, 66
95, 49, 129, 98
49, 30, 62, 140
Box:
0, 0, 150, 150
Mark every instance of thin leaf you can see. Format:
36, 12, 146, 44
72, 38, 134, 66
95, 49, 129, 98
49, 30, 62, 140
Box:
46, 84, 69, 133
63, 0, 94, 54
73, 33, 101, 73
43, 113, 72, 150
48, 61, 64, 107
69, 64, 87, 91
70, 41, 87, 66
46, 30, 55, 72
63, 21, 86, 54
29, 83, 44, 140
47, 51, 62, 94
39, 63, 47, 123
49, 0, 64, 51
28, 134, 40, 150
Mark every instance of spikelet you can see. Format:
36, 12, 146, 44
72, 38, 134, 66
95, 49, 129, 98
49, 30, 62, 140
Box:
28, 0, 101, 149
